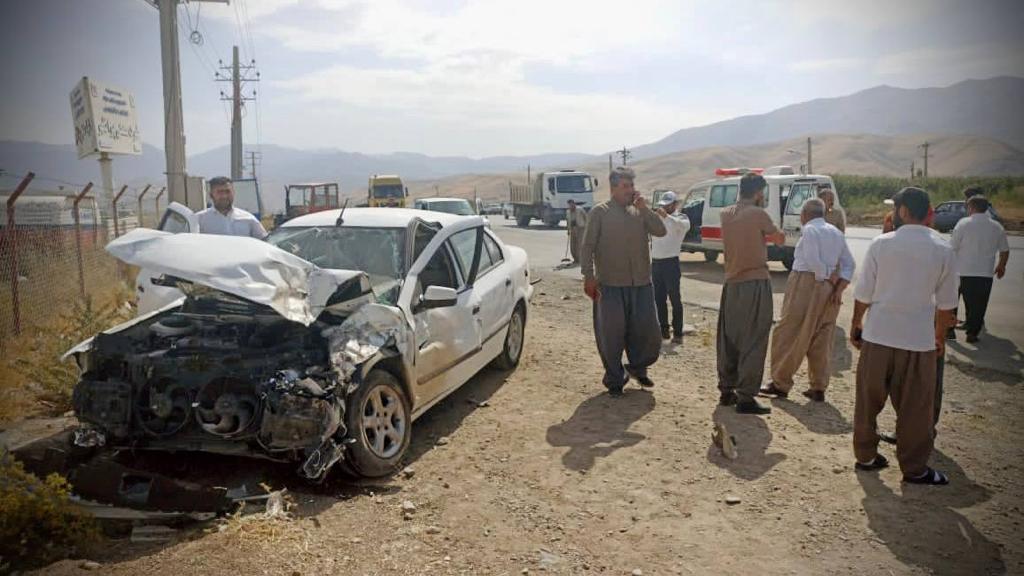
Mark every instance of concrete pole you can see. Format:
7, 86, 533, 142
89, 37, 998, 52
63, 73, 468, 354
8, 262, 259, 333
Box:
231, 45, 243, 180
160, 0, 188, 205
806, 137, 813, 174
98, 152, 114, 221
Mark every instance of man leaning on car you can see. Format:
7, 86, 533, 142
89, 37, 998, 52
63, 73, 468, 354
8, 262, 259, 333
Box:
197, 176, 267, 239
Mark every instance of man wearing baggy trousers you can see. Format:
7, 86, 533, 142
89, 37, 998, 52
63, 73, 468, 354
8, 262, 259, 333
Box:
760, 198, 855, 402
580, 166, 667, 396
851, 187, 958, 485
716, 173, 786, 415
650, 191, 690, 344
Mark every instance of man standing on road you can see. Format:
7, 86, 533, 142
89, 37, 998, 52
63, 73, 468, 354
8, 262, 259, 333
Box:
717, 173, 786, 415
761, 198, 854, 402
566, 199, 588, 264
949, 195, 1010, 344
817, 186, 846, 233
196, 176, 267, 238
580, 166, 667, 397
650, 191, 690, 343
851, 187, 957, 485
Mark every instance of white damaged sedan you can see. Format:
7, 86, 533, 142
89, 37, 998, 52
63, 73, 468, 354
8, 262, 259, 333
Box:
66, 207, 532, 480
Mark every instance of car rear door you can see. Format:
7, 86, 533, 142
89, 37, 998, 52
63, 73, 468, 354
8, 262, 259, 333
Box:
782, 183, 814, 247
700, 182, 738, 250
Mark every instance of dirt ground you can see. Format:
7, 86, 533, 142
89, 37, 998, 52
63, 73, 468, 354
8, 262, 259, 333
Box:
31, 272, 1023, 576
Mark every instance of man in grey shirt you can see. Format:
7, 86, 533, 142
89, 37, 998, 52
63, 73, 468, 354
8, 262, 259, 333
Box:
196, 176, 267, 238
580, 166, 667, 396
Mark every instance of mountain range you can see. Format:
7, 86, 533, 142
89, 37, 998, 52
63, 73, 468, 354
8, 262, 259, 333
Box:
2, 76, 1022, 210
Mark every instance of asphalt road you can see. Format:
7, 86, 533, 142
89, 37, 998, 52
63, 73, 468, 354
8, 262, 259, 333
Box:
491, 219, 1024, 378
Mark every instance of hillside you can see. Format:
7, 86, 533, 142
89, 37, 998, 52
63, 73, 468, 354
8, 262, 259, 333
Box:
631, 76, 1024, 159
407, 133, 1024, 204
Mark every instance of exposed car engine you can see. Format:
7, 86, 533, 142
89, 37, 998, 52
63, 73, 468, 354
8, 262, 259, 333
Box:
71, 288, 351, 482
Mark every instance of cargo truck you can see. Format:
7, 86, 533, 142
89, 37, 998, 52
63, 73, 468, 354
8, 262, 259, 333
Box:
509, 169, 596, 227
368, 174, 408, 207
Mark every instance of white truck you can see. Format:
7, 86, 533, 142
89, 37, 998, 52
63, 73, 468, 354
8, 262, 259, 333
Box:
509, 169, 597, 227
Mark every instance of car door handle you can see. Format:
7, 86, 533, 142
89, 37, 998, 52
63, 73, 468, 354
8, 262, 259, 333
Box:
472, 305, 481, 315
504, 278, 512, 287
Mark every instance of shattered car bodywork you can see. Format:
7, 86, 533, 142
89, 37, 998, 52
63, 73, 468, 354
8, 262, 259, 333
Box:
66, 207, 532, 484
67, 229, 408, 482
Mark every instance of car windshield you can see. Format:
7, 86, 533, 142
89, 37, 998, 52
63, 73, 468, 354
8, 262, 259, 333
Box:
266, 226, 406, 304
556, 175, 592, 193
372, 184, 404, 198
423, 200, 474, 215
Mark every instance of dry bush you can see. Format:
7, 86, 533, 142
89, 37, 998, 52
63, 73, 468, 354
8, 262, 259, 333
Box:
0, 452, 100, 572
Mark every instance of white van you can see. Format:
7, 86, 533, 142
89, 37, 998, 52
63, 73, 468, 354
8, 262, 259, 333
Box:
678, 167, 839, 270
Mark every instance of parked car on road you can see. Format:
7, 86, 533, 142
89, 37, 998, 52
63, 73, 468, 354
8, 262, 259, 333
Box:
932, 200, 1002, 233
413, 197, 476, 216
65, 208, 533, 481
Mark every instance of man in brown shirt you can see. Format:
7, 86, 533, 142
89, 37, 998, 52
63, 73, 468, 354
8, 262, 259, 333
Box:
580, 166, 667, 396
817, 186, 846, 233
717, 173, 785, 414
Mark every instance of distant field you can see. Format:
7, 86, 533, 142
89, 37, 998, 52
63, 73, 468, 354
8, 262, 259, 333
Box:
835, 174, 1024, 230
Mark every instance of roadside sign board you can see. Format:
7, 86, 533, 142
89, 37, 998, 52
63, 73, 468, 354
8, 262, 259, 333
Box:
70, 76, 142, 159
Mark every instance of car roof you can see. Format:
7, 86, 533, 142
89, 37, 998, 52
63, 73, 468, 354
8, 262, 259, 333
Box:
417, 197, 471, 203
280, 207, 473, 228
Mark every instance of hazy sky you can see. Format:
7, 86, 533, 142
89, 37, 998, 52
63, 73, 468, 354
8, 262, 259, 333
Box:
1, 0, 1022, 157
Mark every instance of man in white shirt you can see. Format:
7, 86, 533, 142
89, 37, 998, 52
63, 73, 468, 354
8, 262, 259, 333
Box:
650, 191, 691, 343
760, 198, 854, 402
850, 187, 958, 486
196, 176, 267, 238
949, 195, 1010, 343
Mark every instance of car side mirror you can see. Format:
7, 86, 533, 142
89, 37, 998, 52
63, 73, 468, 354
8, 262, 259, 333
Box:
593, 178, 599, 187
419, 285, 457, 310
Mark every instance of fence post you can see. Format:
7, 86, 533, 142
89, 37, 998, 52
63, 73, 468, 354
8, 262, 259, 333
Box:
112, 185, 128, 238
5, 172, 35, 335
73, 182, 94, 300
154, 186, 165, 220
137, 184, 151, 228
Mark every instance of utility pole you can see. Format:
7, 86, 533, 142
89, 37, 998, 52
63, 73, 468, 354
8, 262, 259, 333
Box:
146, 0, 229, 205
617, 146, 632, 166
910, 161, 915, 180
806, 137, 813, 174
218, 46, 259, 180
918, 141, 931, 178
245, 150, 262, 180
608, 154, 613, 173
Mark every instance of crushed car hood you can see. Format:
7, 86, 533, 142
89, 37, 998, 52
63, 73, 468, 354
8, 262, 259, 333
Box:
107, 228, 367, 326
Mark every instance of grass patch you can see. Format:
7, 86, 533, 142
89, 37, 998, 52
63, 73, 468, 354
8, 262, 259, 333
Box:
0, 452, 100, 572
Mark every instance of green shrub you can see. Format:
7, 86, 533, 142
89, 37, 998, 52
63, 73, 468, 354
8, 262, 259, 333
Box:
0, 452, 100, 571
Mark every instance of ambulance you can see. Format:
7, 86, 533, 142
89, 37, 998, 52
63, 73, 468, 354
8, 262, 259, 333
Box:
678, 166, 839, 270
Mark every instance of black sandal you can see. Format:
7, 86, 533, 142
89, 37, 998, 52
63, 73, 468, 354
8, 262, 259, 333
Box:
855, 454, 889, 471
903, 467, 949, 485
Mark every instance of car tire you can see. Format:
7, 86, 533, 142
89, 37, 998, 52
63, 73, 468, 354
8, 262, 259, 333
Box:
516, 215, 531, 227
491, 302, 526, 370
703, 251, 719, 263
343, 369, 411, 478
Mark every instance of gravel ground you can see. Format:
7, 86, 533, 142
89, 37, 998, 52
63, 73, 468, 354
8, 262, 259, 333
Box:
33, 272, 1023, 576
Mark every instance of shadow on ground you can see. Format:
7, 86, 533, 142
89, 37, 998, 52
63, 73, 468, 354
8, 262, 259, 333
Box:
857, 448, 1004, 576
546, 389, 655, 472
772, 397, 853, 435
831, 325, 853, 376
706, 406, 786, 480
947, 333, 1024, 386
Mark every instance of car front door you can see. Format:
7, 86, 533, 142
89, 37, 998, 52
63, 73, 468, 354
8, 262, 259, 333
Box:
400, 223, 484, 410
136, 202, 198, 315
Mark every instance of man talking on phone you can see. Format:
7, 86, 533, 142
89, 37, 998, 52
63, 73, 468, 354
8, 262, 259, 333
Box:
580, 166, 667, 397
850, 187, 957, 485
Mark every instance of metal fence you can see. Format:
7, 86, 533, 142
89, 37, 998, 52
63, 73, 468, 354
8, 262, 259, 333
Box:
0, 172, 164, 338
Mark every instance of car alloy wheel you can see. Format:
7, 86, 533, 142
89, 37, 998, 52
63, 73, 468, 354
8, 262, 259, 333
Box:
359, 383, 407, 459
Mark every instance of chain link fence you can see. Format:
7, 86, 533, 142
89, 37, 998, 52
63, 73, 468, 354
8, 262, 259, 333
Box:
0, 172, 164, 340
